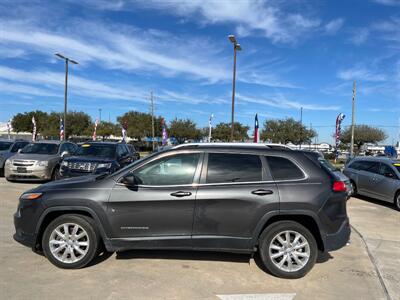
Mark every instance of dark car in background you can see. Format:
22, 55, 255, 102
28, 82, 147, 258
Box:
343, 157, 400, 210
14, 143, 350, 278
0, 139, 29, 176
59, 142, 135, 178
5, 140, 76, 181
126, 144, 140, 161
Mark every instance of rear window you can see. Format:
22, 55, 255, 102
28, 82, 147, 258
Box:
0, 141, 13, 151
206, 153, 262, 183
267, 156, 305, 181
317, 157, 337, 172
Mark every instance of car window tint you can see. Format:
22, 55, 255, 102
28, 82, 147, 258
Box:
358, 161, 380, 173
380, 164, 396, 177
206, 153, 262, 183
11, 142, 28, 153
134, 153, 199, 185
267, 156, 305, 181
348, 161, 361, 170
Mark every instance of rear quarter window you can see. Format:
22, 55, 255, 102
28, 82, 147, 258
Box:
266, 156, 305, 181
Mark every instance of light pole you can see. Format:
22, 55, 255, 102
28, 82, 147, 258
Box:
350, 81, 356, 157
55, 53, 78, 140
208, 113, 214, 142
299, 107, 303, 149
99, 108, 102, 123
228, 35, 242, 142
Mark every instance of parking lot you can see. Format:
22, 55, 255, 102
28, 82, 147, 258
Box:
0, 178, 398, 300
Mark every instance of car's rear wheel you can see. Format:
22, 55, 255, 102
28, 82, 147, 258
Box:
350, 181, 357, 196
258, 221, 318, 279
42, 214, 100, 269
395, 192, 400, 211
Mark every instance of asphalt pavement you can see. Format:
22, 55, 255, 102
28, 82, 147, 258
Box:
0, 178, 398, 300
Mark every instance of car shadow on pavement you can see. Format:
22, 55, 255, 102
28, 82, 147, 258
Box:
116, 249, 251, 263
352, 195, 396, 210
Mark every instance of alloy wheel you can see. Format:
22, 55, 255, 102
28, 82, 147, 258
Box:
268, 230, 310, 272
48, 223, 90, 264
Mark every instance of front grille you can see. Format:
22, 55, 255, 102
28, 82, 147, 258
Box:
67, 162, 96, 172
13, 160, 36, 167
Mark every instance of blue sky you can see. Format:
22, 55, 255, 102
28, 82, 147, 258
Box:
0, 0, 399, 144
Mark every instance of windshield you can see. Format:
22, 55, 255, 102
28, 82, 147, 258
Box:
21, 143, 59, 155
318, 157, 337, 172
75, 144, 116, 158
0, 141, 13, 151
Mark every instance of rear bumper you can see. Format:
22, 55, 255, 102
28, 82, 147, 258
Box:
324, 218, 351, 252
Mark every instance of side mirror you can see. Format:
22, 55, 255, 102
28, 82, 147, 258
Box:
17, 149, 22, 153
61, 151, 69, 158
384, 172, 394, 178
121, 173, 138, 186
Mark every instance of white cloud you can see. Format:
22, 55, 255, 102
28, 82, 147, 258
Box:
372, 0, 400, 6
0, 19, 297, 88
337, 67, 386, 82
349, 28, 370, 45
105, 0, 321, 44
324, 18, 344, 35
236, 93, 340, 111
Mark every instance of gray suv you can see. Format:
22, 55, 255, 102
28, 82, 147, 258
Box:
0, 139, 29, 176
13, 143, 350, 278
5, 140, 77, 181
343, 157, 400, 210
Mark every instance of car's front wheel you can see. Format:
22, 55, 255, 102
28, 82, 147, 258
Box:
42, 214, 100, 269
258, 221, 318, 279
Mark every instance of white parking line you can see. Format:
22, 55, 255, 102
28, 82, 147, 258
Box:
217, 293, 296, 300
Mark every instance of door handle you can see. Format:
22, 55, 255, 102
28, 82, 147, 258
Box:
170, 191, 192, 197
251, 189, 274, 196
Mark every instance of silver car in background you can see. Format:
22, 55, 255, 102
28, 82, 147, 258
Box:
0, 139, 29, 176
343, 157, 400, 210
5, 140, 77, 181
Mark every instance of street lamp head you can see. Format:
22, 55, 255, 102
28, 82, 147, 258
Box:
235, 44, 242, 51
55, 53, 66, 60
228, 35, 237, 44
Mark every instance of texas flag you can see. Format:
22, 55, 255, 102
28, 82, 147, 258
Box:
254, 113, 260, 143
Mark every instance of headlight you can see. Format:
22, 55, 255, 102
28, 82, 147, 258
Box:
20, 193, 42, 200
61, 161, 68, 167
96, 163, 112, 169
36, 161, 49, 167
5, 159, 12, 165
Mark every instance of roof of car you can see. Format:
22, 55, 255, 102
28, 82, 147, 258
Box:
0, 138, 27, 143
80, 141, 121, 146
31, 140, 62, 144
351, 156, 399, 163
172, 143, 294, 153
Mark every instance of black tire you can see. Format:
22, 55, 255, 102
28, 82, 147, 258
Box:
42, 214, 100, 269
394, 192, 400, 211
350, 180, 357, 196
258, 221, 318, 279
51, 166, 60, 181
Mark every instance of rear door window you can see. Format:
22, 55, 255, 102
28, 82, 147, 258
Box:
266, 156, 305, 181
206, 153, 262, 183
358, 161, 380, 174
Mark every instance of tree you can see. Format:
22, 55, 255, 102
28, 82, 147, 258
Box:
168, 118, 202, 143
11, 110, 48, 134
117, 111, 163, 139
340, 125, 387, 150
11, 110, 92, 138
212, 122, 249, 142
96, 121, 120, 139
260, 118, 316, 144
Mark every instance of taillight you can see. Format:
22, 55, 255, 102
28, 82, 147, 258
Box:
333, 181, 347, 192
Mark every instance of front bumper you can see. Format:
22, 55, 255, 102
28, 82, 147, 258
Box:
324, 218, 351, 252
5, 165, 52, 181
